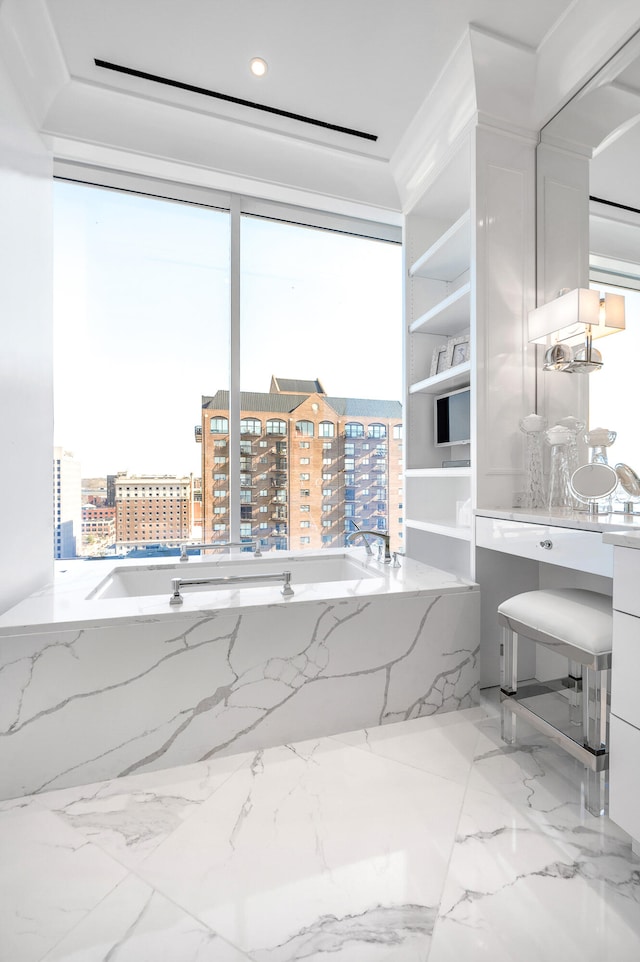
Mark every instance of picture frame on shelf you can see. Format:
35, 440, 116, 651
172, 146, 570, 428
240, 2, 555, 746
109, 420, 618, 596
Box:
430, 343, 451, 376
449, 334, 470, 367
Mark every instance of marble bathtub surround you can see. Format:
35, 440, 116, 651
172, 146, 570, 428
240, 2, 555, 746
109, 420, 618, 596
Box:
0, 550, 479, 800
1, 699, 638, 962
0, 547, 476, 634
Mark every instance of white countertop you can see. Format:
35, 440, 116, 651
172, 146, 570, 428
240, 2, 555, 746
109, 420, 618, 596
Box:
475, 507, 640, 534
603, 530, 640, 549
0, 548, 477, 637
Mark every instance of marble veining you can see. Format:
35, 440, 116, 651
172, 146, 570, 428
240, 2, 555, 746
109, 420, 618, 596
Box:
1, 695, 639, 962
0, 584, 479, 799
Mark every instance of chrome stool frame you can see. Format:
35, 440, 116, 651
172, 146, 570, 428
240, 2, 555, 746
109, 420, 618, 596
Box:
499, 590, 612, 817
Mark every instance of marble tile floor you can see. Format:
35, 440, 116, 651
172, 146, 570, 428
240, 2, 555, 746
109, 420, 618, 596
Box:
1, 691, 639, 962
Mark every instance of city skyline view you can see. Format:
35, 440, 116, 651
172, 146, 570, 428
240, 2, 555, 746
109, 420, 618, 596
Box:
53, 181, 402, 479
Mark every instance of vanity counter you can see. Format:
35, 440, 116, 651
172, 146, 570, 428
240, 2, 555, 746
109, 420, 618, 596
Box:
476, 507, 640, 534
603, 530, 640, 549
474, 509, 631, 578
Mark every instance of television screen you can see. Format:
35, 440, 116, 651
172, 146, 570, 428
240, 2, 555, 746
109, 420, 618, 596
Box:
435, 388, 470, 446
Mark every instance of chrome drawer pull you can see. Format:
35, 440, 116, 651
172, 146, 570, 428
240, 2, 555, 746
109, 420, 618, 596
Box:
539, 540, 553, 549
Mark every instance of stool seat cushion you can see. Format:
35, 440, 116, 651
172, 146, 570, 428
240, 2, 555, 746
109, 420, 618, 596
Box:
498, 588, 612, 654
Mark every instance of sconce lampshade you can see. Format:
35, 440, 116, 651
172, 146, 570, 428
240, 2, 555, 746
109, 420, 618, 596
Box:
528, 288, 625, 346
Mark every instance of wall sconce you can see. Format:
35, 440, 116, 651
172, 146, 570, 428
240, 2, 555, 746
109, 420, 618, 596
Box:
528, 288, 625, 373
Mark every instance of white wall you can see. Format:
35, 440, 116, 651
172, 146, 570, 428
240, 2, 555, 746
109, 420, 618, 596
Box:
0, 56, 54, 611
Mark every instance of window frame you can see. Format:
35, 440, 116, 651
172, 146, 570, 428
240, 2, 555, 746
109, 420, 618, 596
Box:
52, 165, 402, 552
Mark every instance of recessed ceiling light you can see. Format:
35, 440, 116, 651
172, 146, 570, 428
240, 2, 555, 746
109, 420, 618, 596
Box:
249, 57, 268, 77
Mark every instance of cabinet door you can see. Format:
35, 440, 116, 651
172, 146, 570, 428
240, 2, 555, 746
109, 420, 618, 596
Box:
611, 611, 640, 729
610, 714, 640, 845
613, 546, 640, 617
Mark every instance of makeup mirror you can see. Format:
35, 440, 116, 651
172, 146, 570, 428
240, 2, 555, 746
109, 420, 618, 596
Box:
570, 462, 618, 502
615, 463, 640, 497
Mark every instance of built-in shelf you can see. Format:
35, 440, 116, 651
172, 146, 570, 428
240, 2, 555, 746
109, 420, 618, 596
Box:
409, 283, 471, 336
405, 467, 471, 478
408, 210, 471, 282
409, 361, 471, 395
405, 519, 472, 541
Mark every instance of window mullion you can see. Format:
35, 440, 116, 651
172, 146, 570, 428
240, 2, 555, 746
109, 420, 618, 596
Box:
228, 195, 241, 544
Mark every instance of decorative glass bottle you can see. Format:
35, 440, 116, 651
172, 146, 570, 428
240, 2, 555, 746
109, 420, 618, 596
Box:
585, 427, 617, 464
557, 415, 586, 508
519, 414, 547, 509
544, 425, 573, 513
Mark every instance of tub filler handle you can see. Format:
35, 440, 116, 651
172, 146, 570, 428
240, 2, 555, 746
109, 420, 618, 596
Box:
170, 570, 294, 605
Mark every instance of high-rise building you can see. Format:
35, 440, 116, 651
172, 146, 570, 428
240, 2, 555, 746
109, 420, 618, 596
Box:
114, 473, 192, 550
53, 447, 82, 559
198, 378, 403, 552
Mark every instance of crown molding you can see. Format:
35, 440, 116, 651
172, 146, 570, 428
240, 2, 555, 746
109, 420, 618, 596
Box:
391, 26, 539, 211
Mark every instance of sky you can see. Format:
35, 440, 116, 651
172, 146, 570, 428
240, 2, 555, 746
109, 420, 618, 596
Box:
53, 182, 403, 478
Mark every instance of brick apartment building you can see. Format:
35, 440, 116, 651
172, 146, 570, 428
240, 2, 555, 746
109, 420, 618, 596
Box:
198, 377, 403, 552
81, 504, 116, 548
114, 473, 192, 549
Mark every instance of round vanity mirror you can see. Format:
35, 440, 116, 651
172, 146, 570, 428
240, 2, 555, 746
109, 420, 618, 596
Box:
570, 463, 618, 502
615, 463, 640, 498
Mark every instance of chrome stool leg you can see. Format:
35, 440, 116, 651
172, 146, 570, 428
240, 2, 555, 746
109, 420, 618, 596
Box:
500, 626, 518, 695
568, 658, 582, 726
584, 768, 608, 818
501, 701, 518, 744
582, 665, 610, 817
582, 666, 609, 753
500, 625, 518, 744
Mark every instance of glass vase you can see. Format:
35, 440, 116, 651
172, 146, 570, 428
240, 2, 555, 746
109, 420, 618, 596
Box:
557, 416, 585, 508
585, 427, 616, 464
545, 426, 573, 513
519, 414, 546, 509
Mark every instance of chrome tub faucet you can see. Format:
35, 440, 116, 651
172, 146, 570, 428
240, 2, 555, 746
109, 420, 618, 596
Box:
346, 529, 392, 563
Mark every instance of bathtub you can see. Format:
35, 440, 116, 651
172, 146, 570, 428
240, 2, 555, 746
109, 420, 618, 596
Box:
88, 551, 378, 600
0, 548, 479, 800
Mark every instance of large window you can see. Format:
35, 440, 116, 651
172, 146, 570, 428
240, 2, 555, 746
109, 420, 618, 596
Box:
54, 178, 402, 559
53, 180, 229, 560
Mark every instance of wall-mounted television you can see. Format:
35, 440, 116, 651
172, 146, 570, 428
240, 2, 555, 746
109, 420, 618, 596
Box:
434, 387, 470, 447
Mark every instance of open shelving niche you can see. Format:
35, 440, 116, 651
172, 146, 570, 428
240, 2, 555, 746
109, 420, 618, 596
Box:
404, 136, 473, 574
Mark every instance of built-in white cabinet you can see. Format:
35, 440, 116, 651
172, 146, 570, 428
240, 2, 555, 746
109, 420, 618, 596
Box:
610, 545, 640, 852
404, 137, 473, 573
404, 124, 536, 580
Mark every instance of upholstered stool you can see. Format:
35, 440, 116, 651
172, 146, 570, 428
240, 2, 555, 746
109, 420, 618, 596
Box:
498, 588, 612, 816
